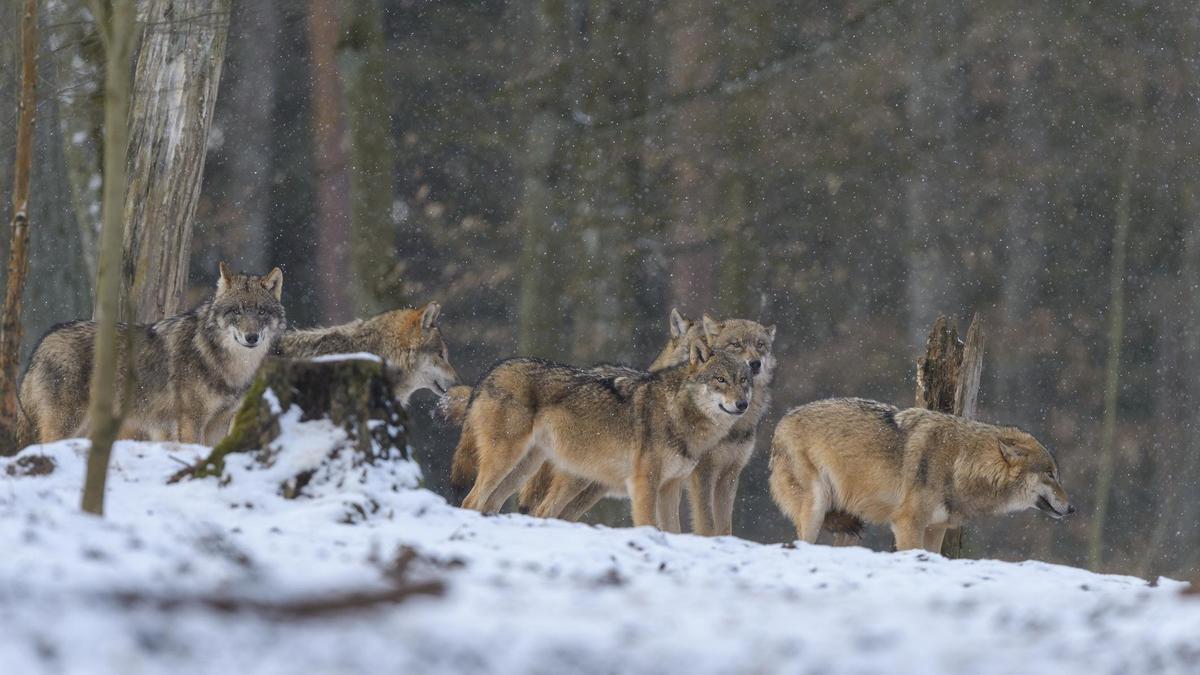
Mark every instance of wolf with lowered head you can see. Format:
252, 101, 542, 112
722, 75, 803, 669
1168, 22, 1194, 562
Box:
275, 302, 459, 406
18, 263, 284, 446
459, 343, 753, 529
770, 398, 1074, 551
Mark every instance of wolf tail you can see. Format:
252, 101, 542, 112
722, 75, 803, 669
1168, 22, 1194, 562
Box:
437, 385, 472, 426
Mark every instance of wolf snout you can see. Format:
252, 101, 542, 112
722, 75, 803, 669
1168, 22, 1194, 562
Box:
735, 399, 749, 412
244, 332, 260, 346
1066, 504, 1077, 515
749, 359, 762, 375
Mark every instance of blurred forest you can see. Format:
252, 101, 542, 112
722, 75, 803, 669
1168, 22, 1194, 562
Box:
2, 0, 1199, 578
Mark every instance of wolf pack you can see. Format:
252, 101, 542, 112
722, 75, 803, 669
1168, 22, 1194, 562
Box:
15, 263, 1075, 552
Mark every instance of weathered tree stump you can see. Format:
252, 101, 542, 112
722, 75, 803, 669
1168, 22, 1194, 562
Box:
915, 314, 985, 558
172, 356, 411, 498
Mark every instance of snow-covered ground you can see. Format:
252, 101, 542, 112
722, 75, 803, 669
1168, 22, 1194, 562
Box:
3, 429, 1199, 674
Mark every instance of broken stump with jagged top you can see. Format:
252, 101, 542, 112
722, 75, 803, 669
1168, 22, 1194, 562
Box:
915, 314, 985, 559
171, 355, 418, 502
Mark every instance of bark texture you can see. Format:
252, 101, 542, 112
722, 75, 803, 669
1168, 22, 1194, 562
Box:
173, 357, 410, 492
915, 313, 985, 558
306, 0, 353, 323
0, 0, 39, 446
120, 0, 232, 323
82, 0, 136, 516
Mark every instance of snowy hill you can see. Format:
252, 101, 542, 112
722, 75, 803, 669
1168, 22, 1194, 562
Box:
2, 436, 1198, 675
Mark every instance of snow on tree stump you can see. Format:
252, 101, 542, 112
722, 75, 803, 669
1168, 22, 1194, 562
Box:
171, 355, 416, 505
915, 314, 985, 559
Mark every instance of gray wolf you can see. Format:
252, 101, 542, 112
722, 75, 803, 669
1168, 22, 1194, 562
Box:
18, 263, 284, 446
458, 345, 753, 529
769, 398, 1074, 551
520, 312, 777, 536
276, 302, 459, 406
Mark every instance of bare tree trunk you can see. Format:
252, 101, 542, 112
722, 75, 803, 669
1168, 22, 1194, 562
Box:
1087, 125, 1139, 569
215, 0, 277, 273
515, 0, 572, 358
914, 314, 985, 558
81, 0, 135, 516
119, 0, 232, 323
0, 0, 38, 445
22, 3, 93, 360
306, 0, 353, 323
341, 0, 399, 316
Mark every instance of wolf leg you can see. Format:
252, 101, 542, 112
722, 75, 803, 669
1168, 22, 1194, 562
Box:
533, 473, 592, 519
769, 455, 820, 543
686, 457, 718, 536
711, 450, 750, 536
923, 523, 949, 553
890, 517, 927, 551
794, 480, 829, 544
557, 482, 609, 521
463, 428, 534, 513
483, 447, 544, 513
657, 477, 684, 533
631, 454, 662, 528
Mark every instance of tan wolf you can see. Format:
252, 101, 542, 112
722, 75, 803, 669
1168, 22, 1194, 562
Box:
522, 313, 778, 535
769, 398, 1074, 551
17, 263, 284, 446
276, 302, 459, 406
458, 345, 753, 529
443, 307, 699, 505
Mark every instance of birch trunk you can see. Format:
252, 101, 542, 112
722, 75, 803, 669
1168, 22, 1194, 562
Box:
118, 0, 231, 323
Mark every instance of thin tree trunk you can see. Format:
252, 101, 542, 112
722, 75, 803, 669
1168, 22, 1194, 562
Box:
0, 0, 38, 444
341, 0, 399, 316
515, 0, 571, 358
119, 0, 232, 323
82, 0, 135, 516
1087, 125, 1139, 569
22, 3, 93, 361
216, 0, 277, 273
306, 0, 353, 323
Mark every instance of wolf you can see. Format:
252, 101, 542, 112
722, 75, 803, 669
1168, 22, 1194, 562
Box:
275, 302, 459, 406
443, 307, 699, 505
18, 263, 284, 446
519, 313, 777, 535
458, 345, 753, 529
769, 398, 1074, 551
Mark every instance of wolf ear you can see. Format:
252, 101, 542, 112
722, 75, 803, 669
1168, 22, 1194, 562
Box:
688, 340, 711, 368
669, 308, 691, 338
701, 314, 721, 342
767, 325, 777, 342
217, 261, 235, 294
421, 302, 441, 329
259, 267, 283, 300
998, 441, 1025, 465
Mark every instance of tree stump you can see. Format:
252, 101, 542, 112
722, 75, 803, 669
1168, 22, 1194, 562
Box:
915, 314, 985, 558
172, 356, 412, 499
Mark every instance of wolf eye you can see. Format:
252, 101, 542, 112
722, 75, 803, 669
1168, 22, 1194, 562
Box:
757, 340, 766, 349
728, 341, 742, 349
715, 376, 727, 384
